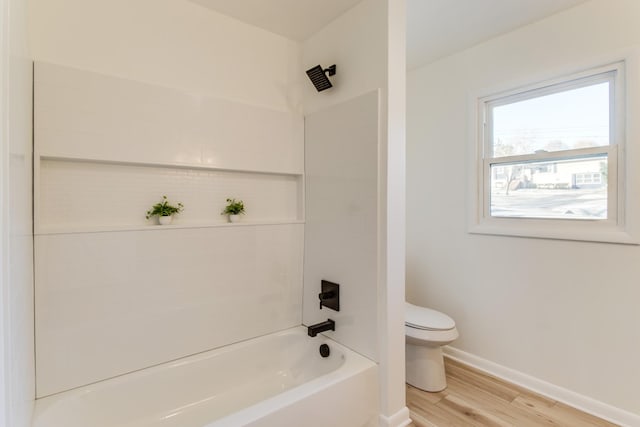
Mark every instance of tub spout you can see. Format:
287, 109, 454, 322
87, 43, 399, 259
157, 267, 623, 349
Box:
307, 319, 335, 337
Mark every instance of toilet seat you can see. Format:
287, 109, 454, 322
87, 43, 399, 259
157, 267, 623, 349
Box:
405, 302, 455, 331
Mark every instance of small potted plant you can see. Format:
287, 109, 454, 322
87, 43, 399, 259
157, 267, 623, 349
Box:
222, 198, 245, 223
146, 196, 184, 225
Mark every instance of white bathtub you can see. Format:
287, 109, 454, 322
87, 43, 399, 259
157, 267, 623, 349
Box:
32, 327, 379, 427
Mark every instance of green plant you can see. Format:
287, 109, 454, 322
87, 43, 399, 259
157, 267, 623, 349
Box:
222, 198, 245, 215
146, 196, 184, 219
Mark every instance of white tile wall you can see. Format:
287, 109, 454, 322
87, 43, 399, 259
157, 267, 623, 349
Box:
303, 91, 379, 361
35, 224, 304, 397
33, 63, 305, 397
34, 62, 304, 174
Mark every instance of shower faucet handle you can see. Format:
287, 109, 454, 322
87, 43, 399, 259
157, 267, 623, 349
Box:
318, 280, 340, 311
318, 291, 335, 309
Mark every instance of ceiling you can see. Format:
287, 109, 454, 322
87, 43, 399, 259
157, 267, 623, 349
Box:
406, 0, 587, 69
190, 0, 587, 69
189, 0, 363, 42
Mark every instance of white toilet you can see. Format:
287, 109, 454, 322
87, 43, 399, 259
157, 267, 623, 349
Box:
405, 302, 459, 392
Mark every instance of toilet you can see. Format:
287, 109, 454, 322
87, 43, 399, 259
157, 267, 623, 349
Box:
405, 302, 459, 392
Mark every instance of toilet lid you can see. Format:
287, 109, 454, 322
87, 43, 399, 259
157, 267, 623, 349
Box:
405, 302, 455, 331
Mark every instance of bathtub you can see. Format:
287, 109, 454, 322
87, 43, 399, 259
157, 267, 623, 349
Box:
32, 326, 379, 427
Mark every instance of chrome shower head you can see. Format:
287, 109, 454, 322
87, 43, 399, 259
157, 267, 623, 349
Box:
306, 64, 336, 92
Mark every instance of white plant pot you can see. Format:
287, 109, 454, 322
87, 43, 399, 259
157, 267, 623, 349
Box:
229, 214, 240, 223
158, 215, 173, 225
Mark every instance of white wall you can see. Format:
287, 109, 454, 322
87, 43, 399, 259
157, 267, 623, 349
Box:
29, 0, 302, 112
302, 0, 386, 115
0, 0, 34, 424
407, 0, 640, 417
302, 0, 409, 424
383, 1, 407, 425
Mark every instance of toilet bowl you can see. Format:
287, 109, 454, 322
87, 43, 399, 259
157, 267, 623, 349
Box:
405, 302, 458, 392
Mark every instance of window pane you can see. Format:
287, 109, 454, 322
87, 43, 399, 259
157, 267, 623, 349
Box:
490, 155, 607, 219
491, 82, 610, 157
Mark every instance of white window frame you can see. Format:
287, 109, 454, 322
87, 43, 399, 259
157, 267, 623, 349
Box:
468, 61, 637, 244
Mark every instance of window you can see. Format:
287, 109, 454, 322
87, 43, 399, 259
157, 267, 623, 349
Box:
470, 62, 633, 243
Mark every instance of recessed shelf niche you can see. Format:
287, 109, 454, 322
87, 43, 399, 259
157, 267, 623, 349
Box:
36, 157, 303, 234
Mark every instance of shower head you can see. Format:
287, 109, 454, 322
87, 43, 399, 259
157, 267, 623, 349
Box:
306, 64, 336, 92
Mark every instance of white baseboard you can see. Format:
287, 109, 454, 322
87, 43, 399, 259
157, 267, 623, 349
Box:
379, 406, 412, 427
444, 346, 640, 427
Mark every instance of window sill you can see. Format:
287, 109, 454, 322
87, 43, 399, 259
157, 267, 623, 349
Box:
468, 220, 638, 245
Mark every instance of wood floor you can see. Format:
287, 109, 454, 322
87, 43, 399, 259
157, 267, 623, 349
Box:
406, 357, 618, 427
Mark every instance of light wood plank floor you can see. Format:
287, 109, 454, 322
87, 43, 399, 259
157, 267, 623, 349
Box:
406, 357, 618, 427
